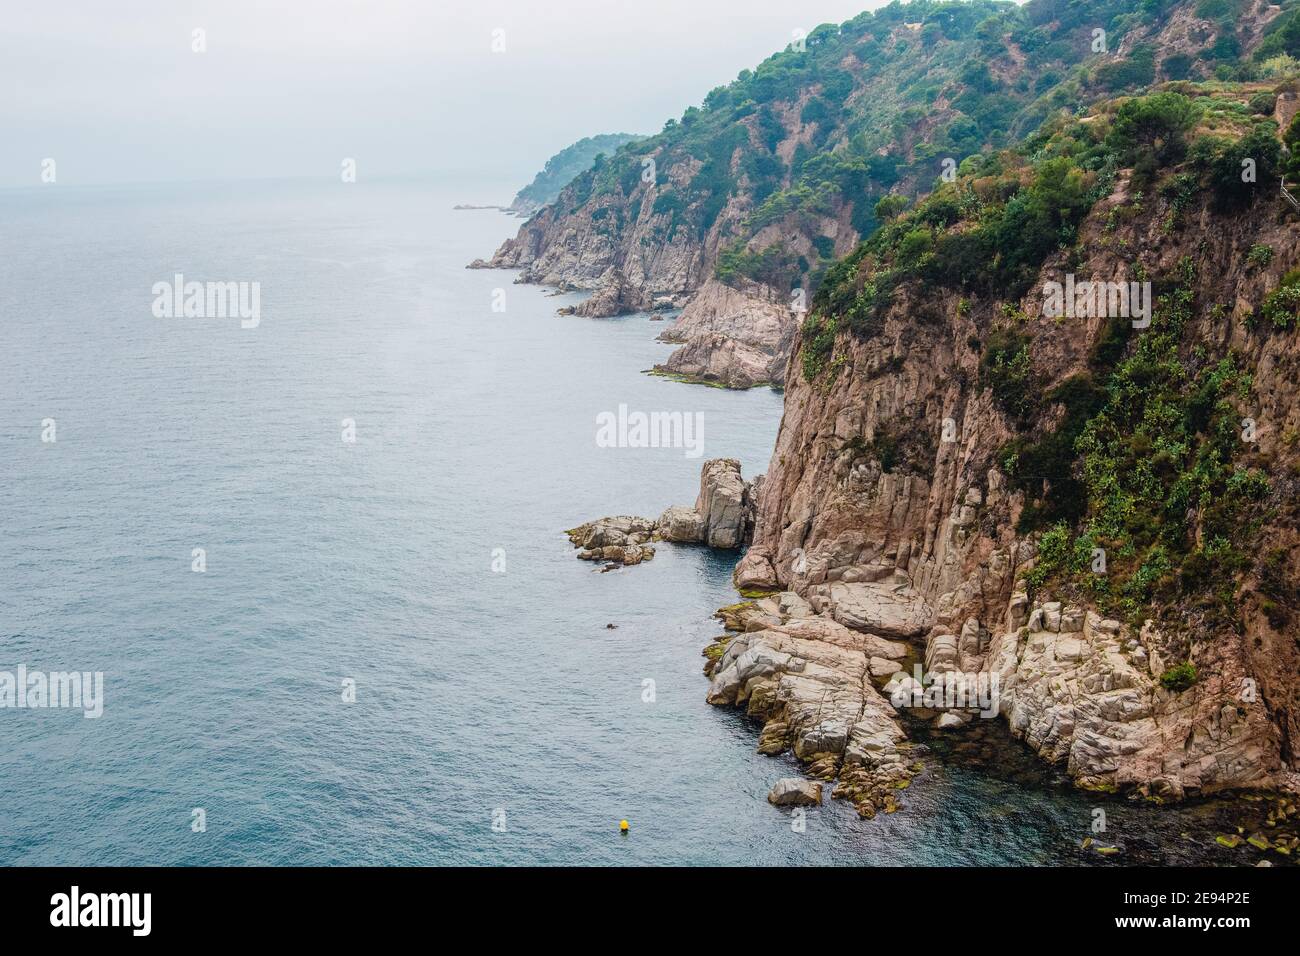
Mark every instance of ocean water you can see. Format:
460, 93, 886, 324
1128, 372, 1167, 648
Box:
0, 178, 1278, 866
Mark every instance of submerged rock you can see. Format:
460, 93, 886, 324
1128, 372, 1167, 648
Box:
935, 712, 967, 730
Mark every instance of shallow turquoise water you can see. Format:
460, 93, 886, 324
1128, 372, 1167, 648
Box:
0, 178, 1280, 865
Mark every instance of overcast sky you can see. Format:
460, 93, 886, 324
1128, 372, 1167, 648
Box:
1, 0, 887, 191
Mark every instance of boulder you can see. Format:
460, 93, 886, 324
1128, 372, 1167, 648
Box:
767, 777, 823, 807
656, 505, 704, 543
935, 712, 967, 730
734, 548, 779, 590
869, 656, 903, 678
826, 582, 932, 640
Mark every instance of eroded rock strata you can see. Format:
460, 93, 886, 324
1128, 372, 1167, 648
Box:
544, 2, 1300, 820
653, 280, 797, 389
710, 87, 1300, 811
703, 597, 918, 817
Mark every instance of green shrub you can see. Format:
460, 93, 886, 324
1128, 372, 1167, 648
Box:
1026, 522, 1074, 589
1189, 124, 1281, 210
874, 194, 910, 221
895, 227, 934, 269
1247, 243, 1274, 268
714, 241, 802, 289
1253, 8, 1300, 63
1259, 283, 1300, 330
1286, 114, 1300, 179
1163, 53, 1195, 81
980, 329, 1036, 420
871, 431, 900, 472
800, 313, 838, 381
1159, 662, 1198, 692
1095, 45, 1157, 92
1249, 92, 1278, 115
1105, 93, 1199, 166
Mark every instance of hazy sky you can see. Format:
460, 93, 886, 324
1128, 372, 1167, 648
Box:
2, 0, 886, 192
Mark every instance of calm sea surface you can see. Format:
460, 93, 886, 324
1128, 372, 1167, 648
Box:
0, 178, 1275, 865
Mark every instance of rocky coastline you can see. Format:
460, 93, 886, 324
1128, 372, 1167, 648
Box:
524, 0, 1300, 858
568, 423, 1299, 841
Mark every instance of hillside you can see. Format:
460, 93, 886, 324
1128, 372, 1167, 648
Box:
507, 133, 644, 216
473, 0, 1297, 388
722, 82, 1300, 810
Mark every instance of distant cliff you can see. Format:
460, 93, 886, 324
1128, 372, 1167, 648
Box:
474, 0, 1288, 388
507, 133, 643, 217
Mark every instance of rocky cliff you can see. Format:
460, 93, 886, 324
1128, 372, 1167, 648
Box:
474, 0, 1286, 388
726, 82, 1300, 807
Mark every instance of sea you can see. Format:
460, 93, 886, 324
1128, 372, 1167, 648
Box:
0, 176, 1280, 865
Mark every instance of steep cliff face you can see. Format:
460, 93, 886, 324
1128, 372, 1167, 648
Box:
474, 0, 1285, 387
734, 83, 1300, 801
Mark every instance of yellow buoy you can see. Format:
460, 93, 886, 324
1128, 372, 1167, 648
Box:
619, 819, 630, 833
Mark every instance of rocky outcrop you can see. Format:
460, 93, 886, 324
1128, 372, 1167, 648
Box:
693, 459, 749, 548
655, 505, 704, 543
469, 176, 704, 316
654, 280, 796, 388
566, 516, 657, 566
722, 88, 1300, 802
652, 458, 753, 548
568, 459, 757, 564
767, 778, 822, 806
704, 595, 917, 817
558, 269, 642, 318
658, 459, 754, 548
975, 599, 1278, 799
655, 334, 777, 389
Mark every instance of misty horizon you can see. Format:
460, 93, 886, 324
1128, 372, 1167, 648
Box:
1, 0, 884, 190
